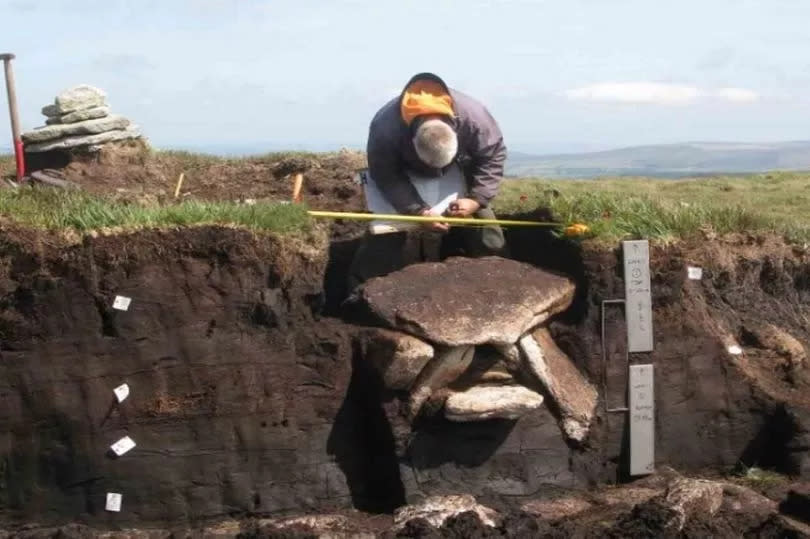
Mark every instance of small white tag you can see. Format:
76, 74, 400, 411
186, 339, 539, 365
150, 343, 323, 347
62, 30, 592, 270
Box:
113, 383, 129, 403
112, 296, 131, 311
728, 345, 743, 355
110, 436, 136, 456
105, 492, 122, 512
687, 266, 703, 280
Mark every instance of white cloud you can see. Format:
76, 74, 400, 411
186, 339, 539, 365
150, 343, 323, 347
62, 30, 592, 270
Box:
713, 87, 759, 103
565, 82, 759, 105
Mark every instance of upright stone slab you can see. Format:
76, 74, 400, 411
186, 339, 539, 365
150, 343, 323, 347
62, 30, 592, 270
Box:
356, 328, 434, 391
407, 345, 475, 420
518, 328, 598, 443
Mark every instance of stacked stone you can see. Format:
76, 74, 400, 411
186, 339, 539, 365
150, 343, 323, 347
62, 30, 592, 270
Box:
351, 257, 599, 444
22, 85, 142, 153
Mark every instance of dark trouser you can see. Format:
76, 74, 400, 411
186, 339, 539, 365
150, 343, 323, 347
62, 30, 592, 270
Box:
346, 207, 506, 292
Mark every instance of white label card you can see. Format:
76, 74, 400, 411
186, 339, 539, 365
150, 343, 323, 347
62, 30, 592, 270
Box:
629, 364, 655, 476
106, 492, 122, 512
687, 266, 703, 280
623, 240, 654, 353
112, 296, 131, 311
110, 436, 136, 456
113, 383, 129, 403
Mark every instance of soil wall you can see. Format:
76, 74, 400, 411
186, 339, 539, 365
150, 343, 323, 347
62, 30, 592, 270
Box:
0, 226, 363, 528
0, 221, 808, 531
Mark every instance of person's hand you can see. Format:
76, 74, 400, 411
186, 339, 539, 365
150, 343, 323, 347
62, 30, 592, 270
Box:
447, 198, 480, 217
420, 209, 449, 232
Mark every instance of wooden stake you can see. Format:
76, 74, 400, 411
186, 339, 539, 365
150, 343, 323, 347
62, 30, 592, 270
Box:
174, 172, 185, 198
292, 173, 303, 203
1, 53, 25, 181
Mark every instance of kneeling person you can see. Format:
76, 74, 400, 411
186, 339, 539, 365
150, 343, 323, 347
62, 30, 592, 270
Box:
348, 72, 507, 289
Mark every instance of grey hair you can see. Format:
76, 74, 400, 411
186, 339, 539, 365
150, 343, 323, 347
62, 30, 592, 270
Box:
413, 119, 458, 168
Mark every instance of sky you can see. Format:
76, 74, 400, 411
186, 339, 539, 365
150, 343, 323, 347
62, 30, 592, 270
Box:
3, 0, 810, 155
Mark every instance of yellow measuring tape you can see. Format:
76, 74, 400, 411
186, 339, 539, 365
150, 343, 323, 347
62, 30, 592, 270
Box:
306, 210, 590, 236
307, 210, 558, 227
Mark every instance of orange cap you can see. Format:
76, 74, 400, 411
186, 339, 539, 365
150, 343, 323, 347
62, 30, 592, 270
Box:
400, 79, 454, 126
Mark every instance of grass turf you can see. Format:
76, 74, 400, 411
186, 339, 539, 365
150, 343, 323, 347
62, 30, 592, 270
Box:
2, 150, 810, 243
494, 171, 810, 244
0, 185, 310, 234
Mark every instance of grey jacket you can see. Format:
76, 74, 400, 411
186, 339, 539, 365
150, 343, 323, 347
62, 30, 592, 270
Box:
366, 73, 507, 215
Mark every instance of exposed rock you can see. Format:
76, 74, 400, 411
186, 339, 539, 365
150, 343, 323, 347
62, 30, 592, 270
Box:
493, 343, 523, 372
22, 115, 130, 143
53, 84, 107, 114
255, 514, 372, 537
518, 328, 598, 443
357, 328, 434, 391
743, 322, 807, 369
351, 256, 575, 347
521, 497, 592, 520
473, 360, 514, 384
30, 171, 80, 190
41, 103, 59, 117
45, 105, 110, 125
595, 486, 663, 507
662, 477, 724, 531
452, 346, 516, 386
460, 360, 515, 386
444, 385, 544, 422
407, 345, 474, 420
392, 495, 498, 530
24, 126, 141, 153
721, 482, 777, 519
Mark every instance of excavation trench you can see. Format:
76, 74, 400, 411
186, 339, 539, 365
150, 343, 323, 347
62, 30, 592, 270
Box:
0, 216, 808, 533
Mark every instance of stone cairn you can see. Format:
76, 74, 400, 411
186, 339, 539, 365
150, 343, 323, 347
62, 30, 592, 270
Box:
21, 85, 142, 153
351, 256, 599, 444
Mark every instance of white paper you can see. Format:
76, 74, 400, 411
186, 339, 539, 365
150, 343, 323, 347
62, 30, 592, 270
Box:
105, 492, 122, 512
728, 345, 743, 355
687, 266, 703, 280
112, 295, 131, 311
360, 164, 467, 233
430, 192, 459, 216
110, 436, 136, 456
113, 383, 129, 403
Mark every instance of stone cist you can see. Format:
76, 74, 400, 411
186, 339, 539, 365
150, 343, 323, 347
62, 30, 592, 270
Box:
348, 73, 508, 288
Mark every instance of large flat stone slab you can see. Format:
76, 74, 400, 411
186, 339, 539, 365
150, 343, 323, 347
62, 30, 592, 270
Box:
45, 105, 110, 125
519, 327, 598, 443
353, 256, 575, 347
24, 126, 142, 153
444, 385, 544, 422
22, 115, 130, 143
356, 328, 434, 391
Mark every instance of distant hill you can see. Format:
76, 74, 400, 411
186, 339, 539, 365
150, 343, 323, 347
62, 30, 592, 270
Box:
505, 141, 810, 178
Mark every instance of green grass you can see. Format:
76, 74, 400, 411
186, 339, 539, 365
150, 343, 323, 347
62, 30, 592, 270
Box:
494, 171, 810, 244
0, 186, 311, 234
3, 148, 810, 244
